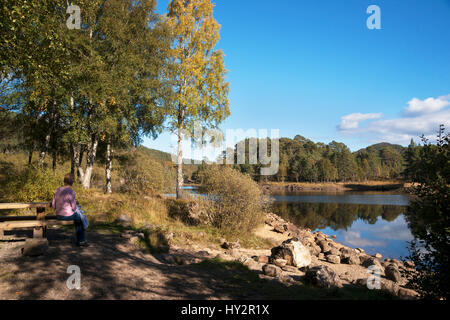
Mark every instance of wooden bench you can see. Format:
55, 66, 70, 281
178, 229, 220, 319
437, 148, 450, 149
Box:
0, 202, 74, 240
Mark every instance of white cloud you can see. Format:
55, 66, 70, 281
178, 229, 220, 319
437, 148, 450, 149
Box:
357, 216, 414, 242
338, 94, 450, 145
404, 95, 450, 116
341, 230, 386, 248
338, 113, 383, 130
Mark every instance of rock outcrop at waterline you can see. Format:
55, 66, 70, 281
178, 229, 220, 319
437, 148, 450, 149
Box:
257, 212, 419, 299
118, 211, 419, 299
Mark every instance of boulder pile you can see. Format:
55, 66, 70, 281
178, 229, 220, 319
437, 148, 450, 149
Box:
258, 212, 419, 299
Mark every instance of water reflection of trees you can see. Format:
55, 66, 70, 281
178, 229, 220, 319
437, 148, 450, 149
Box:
271, 202, 406, 231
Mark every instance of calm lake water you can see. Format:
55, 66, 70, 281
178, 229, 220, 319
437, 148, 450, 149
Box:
270, 191, 413, 260
172, 186, 414, 260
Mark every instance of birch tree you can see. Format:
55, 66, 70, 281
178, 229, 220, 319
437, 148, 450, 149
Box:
165, 0, 230, 198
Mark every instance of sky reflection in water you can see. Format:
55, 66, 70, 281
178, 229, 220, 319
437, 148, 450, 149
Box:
271, 192, 413, 259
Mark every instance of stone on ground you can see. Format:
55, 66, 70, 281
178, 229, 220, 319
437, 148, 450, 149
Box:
305, 265, 343, 288
22, 239, 49, 257
262, 264, 282, 277
115, 214, 132, 227
325, 248, 340, 256
273, 258, 288, 268
221, 239, 240, 250
326, 254, 341, 264
361, 256, 383, 270
342, 254, 361, 265
270, 238, 312, 268
384, 264, 402, 282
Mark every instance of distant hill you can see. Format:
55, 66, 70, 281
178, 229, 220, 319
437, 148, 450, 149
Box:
137, 146, 173, 162
138, 145, 197, 165
137, 145, 199, 182
356, 142, 406, 154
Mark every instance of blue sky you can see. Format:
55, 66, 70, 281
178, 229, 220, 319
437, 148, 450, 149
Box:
144, 0, 450, 154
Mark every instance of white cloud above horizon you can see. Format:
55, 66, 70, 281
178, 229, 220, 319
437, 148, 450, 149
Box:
338, 94, 450, 145
404, 95, 450, 116
338, 113, 383, 130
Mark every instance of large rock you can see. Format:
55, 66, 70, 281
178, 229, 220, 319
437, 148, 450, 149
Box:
355, 278, 367, 287
398, 287, 419, 300
325, 248, 340, 256
374, 253, 383, 260
326, 254, 341, 264
305, 266, 343, 288
382, 260, 391, 268
273, 258, 288, 268
115, 214, 132, 227
307, 244, 321, 257
273, 224, 286, 234
282, 265, 301, 273
286, 223, 301, 235
262, 264, 282, 277
314, 231, 326, 241
381, 279, 399, 296
270, 238, 312, 268
361, 256, 383, 270
243, 259, 263, 272
221, 239, 240, 250
384, 264, 402, 283
317, 240, 331, 253
342, 254, 361, 265
339, 247, 355, 259
22, 239, 49, 257
298, 235, 315, 247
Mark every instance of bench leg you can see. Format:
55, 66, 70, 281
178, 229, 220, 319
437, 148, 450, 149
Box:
33, 227, 44, 238
35, 207, 46, 239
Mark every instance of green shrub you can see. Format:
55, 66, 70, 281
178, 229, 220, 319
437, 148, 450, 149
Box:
199, 165, 268, 236
118, 152, 172, 195
3, 166, 63, 202
404, 126, 450, 299
166, 198, 214, 226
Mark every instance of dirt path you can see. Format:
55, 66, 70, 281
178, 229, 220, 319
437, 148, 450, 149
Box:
0, 223, 414, 300
0, 229, 264, 300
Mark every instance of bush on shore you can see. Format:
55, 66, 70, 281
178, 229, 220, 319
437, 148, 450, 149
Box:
1, 165, 63, 202
118, 152, 172, 195
199, 165, 269, 236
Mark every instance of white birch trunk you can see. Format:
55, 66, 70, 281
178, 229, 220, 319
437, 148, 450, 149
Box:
105, 140, 112, 194
176, 128, 184, 199
82, 136, 98, 189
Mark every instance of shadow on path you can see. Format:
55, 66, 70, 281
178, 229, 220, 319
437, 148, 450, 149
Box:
0, 228, 396, 300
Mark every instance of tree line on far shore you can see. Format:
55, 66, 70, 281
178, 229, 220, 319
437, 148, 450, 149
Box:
224, 135, 422, 183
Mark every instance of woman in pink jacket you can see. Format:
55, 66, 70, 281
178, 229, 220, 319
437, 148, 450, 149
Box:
52, 173, 88, 247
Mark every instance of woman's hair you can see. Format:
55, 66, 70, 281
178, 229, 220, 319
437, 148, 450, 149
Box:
64, 173, 75, 186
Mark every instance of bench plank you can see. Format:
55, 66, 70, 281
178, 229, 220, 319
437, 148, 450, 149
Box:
0, 220, 74, 230
0, 202, 51, 210
0, 215, 59, 222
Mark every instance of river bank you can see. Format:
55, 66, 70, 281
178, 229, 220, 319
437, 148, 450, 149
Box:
248, 212, 418, 299
0, 186, 419, 300
261, 181, 413, 193
141, 195, 419, 299
0, 207, 419, 300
